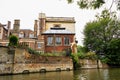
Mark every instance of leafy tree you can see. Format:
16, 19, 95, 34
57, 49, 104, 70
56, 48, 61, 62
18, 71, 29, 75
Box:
9, 35, 18, 47
83, 9, 120, 65
67, 0, 120, 10
106, 39, 120, 65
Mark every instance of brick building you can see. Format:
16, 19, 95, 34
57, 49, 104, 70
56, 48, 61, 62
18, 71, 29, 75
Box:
0, 21, 10, 46
42, 27, 75, 53
0, 13, 76, 53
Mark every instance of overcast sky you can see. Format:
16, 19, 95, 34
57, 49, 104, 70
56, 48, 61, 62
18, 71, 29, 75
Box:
0, 0, 117, 45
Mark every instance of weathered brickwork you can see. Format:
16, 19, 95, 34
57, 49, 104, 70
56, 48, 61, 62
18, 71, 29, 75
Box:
0, 47, 73, 75
0, 47, 14, 74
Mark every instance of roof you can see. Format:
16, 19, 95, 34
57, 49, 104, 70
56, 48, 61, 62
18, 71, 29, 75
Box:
10, 29, 34, 38
42, 27, 75, 35
19, 29, 34, 33
10, 29, 33, 33
46, 17, 75, 23
0, 23, 8, 31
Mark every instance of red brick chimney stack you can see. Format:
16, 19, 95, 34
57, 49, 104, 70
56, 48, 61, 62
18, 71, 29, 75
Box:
34, 20, 38, 38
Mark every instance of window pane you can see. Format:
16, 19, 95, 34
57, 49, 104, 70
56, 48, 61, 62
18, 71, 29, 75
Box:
38, 43, 41, 48
64, 36, 70, 45
47, 36, 53, 45
19, 33, 24, 38
55, 36, 61, 45
29, 34, 34, 38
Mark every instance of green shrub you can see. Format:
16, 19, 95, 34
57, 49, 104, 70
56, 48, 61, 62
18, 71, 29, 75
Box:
71, 54, 81, 69
85, 51, 97, 59
77, 52, 85, 59
9, 35, 18, 47
101, 57, 110, 63
77, 51, 97, 60
27, 48, 40, 55
27, 48, 65, 56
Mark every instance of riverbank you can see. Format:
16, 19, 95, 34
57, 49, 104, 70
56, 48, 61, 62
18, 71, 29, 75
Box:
0, 46, 108, 75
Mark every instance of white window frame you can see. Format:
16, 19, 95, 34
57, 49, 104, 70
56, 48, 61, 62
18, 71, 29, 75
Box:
47, 36, 53, 46
64, 36, 70, 46
55, 36, 62, 46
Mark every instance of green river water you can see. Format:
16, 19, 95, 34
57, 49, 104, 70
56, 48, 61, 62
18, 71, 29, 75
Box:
0, 68, 120, 80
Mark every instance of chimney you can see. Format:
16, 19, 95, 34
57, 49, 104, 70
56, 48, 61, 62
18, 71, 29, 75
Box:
7, 21, 11, 37
13, 19, 20, 33
34, 20, 38, 37
39, 13, 46, 35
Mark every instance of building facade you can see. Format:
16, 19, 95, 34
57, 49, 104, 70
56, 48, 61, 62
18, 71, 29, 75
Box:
0, 21, 10, 46
0, 13, 76, 53
42, 27, 75, 53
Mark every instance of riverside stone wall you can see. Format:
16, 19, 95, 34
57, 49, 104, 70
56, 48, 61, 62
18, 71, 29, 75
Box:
0, 47, 109, 75
0, 46, 14, 75
0, 47, 73, 75
79, 59, 108, 69
13, 48, 73, 74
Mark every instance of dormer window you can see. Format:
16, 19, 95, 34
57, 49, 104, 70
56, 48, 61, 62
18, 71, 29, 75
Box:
19, 32, 24, 38
29, 33, 34, 38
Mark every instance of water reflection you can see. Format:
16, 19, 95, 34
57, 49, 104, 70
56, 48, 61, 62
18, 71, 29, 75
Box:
0, 68, 120, 80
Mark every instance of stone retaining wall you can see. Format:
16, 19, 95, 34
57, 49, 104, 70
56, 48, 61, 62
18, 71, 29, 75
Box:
79, 59, 108, 69
0, 47, 73, 75
0, 46, 109, 75
0, 47, 14, 74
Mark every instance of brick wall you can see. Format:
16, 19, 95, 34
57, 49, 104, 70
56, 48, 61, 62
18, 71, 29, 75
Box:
44, 34, 74, 53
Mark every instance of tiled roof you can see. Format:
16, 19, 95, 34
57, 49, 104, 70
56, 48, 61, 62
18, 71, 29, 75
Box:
10, 29, 34, 38
10, 29, 33, 32
19, 29, 34, 33
42, 27, 75, 35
